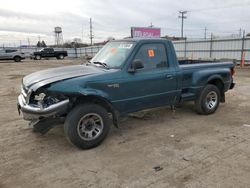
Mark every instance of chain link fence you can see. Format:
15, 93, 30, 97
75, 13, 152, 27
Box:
1, 37, 249, 65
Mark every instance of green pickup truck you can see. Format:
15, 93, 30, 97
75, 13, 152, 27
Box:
17, 38, 235, 149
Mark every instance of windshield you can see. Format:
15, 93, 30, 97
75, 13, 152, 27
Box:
90, 41, 135, 69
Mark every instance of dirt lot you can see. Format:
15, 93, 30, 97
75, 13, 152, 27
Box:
0, 59, 250, 188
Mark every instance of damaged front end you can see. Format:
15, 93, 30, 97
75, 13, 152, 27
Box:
17, 84, 69, 131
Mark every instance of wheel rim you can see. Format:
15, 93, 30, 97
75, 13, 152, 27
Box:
59, 55, 63, 59
205, 91, 218, 110
77, 113, 104, 141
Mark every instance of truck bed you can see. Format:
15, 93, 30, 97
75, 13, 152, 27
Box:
179, 61, 234, 102
178, 59, 236, 65
179, 61, 234, 70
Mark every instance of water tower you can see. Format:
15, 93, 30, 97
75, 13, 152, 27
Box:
54, 27, 63, 46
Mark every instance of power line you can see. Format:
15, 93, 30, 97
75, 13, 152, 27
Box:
189, 3, 250, 12
161, 27, 203, 31
178, 10, 187, 38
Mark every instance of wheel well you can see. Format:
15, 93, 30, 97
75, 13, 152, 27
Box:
14, 55, 21, 59
208, 79, 225, 102
73, 95, 119, 127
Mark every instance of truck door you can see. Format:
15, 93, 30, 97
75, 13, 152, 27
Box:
48, 48, 55, 57
6, 49, 17, 59
117, 43, 178, 113
43, 48, 54, 57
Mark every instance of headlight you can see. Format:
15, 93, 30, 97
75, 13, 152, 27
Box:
30, 87, 67, 109
34, 93, 46, 101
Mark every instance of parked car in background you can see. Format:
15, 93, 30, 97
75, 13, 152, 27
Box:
0, 49, 25, 62
30, 48, 68, 60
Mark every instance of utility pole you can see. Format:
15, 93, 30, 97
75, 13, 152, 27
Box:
178, 11, 187, 38
27, 38, 30, 47
204, 27, 207, 39
209, 33, 213, 58
19, 40, 22, 51
82, 24, 84, 43
241, 30, 246, 67
89, 18, 94, 46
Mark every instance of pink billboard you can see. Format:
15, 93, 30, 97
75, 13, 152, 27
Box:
131, 27, 161, 38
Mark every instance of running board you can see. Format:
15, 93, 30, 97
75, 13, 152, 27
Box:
181, 93, 196, 102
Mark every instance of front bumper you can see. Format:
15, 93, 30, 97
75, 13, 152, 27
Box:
17, 94, 69, 121
230, 82, 235, 89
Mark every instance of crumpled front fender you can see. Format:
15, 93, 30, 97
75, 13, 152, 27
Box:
77, 88, 110, 99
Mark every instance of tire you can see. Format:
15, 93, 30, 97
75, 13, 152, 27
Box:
195, 84, 221, 115
14, 56, 21, 62
58, 54, 64, 60
35, 55, 41, 60
64, 104, 111, 149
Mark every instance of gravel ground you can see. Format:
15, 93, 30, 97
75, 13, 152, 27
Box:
0, 59, 250, 188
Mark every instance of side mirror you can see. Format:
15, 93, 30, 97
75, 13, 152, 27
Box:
128, 59, 144, 73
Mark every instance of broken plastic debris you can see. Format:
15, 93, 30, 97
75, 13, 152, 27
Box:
153, 166, 163, 172
182, 157, 190, 161
170, 135, 175, 138
243, 124, 250, 127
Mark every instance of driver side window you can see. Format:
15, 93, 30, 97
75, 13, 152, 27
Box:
133, 43, 168, 71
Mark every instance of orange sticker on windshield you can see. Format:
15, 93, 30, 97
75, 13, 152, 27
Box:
111, 48, 117, 54
148, 49, 155, 57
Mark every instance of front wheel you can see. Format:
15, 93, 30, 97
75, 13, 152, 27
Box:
35, 55, 41, 60
64, 104, 111, 149
195, 84, 221, 115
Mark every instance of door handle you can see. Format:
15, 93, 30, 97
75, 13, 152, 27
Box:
165, 74, 174, 80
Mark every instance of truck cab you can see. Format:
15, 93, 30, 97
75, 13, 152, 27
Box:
40, 48, 55, 58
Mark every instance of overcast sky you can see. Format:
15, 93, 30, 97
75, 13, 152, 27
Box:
1, 0, 250, 46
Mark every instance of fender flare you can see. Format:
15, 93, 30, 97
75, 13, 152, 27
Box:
75, 90, 120, 127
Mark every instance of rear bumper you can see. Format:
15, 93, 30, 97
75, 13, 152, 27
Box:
17, 94, 69, 121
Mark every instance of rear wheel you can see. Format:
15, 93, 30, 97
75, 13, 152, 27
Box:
195, 84, 221, 115
58, 54, 64, 59
64, 104, 111, 149
14, 56, 21, 62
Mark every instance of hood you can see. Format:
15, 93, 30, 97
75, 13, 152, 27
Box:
23, 65, 103, 91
